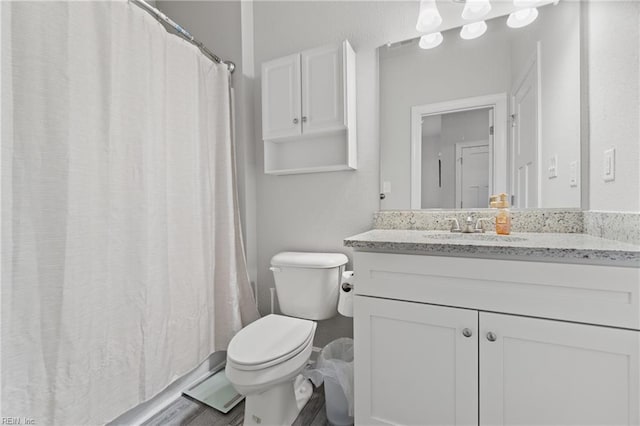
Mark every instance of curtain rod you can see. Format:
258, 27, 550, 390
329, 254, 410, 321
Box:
130, 0, 236, 74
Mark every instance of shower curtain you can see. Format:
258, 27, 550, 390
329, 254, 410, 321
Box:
1, 1, 259, 424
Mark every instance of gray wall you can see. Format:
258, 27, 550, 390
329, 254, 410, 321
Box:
421, 109, 490, 209
252, 1, 424, 346
421, 115, 442, 209
588, 0, 640, 212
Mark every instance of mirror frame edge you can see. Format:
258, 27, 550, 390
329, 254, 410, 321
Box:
580, 0, 590, 211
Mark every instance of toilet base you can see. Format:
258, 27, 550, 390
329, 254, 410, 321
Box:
243, 375, 313, 426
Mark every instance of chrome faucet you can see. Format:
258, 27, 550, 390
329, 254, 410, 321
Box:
474, 218, 493, 233
462, 216, 476, 233
446, 216, 493, 233
445, 217, 462, 232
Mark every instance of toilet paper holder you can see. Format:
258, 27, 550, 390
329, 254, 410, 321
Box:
339, 271, 355, 318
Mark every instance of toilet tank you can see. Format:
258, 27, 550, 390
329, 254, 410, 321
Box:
270, 252, 348, 320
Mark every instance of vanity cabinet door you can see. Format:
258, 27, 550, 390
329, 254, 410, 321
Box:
480, 312, 640, 426
261, 53, 302, 140
354, 296, 478, 426
300, 43, 345, 134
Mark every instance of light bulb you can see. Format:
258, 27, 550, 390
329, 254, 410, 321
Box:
460, 21, 488, 40
416, 0, 443, 33
462, 0, 492, 20
513, 0, 540, 7
419, 32, 444, 49
507, 7, 539, 28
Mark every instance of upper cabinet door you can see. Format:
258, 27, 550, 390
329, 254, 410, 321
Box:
262, 54, 301, 140
480, 312, 640, 426
301, 43, 346, 134
354, 296, 478, 426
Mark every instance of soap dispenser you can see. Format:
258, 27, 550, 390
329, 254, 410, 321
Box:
495, 193, 511, 235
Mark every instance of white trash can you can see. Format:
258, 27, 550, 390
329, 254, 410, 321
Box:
304, 337, 354, 426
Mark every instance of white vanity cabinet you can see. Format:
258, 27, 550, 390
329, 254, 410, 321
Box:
261, 40, 356, 175
480, 313, 639, 426
355, 297, 478, 425
353, 252, 640, 426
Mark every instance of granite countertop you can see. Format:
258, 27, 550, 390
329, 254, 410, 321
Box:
344, 229, 640, 267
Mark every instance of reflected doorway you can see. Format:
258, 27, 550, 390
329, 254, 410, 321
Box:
419, 107, 494, 209
410, 93, 508, 209
456, 140, 490, 209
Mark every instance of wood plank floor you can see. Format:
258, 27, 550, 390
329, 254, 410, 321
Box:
143, 384, 328, 426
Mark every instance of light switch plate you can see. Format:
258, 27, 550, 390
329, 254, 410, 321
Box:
548, 155, 558, 179
569, 161, 578, 187
603, 148, 615, 182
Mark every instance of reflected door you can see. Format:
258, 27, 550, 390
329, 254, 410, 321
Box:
512, 58, 539, 208
456, 142, 490, 208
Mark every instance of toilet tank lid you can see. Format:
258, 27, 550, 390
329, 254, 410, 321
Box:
271, 252, 348, 269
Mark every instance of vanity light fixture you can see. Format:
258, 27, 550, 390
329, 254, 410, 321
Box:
506, 7, 539, 28
460, 20, 488, 39
513, 0, 541, 7
416, 0, 443, 33
461, 0, 492, 21
419, 32, 444, 49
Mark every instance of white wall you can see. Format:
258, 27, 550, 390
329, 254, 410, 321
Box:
588, 0, 640, 212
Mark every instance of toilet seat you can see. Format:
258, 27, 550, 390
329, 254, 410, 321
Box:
227, 314, 315, 371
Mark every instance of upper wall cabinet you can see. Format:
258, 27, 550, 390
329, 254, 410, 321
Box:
262, 40, 357, 175
262, 54, 302, 140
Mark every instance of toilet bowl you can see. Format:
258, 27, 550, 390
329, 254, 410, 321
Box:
226, 314, 317, 425
225, 251, 348, 425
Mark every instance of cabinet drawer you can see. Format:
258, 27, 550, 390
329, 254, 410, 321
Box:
353, 252, 640, 330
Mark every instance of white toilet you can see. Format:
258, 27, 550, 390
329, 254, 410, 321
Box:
225, 251, 348, 426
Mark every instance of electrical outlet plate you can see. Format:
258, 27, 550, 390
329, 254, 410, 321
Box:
382, 181, 391, 193
603, 148, 615, 182
569, 161, 578, 187
548, 155, 558, 179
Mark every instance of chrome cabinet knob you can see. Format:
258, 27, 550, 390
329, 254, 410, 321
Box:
462, 328, 473, 338
302, 116, 308, 122
293, 118, 299, 124
486, 332, 497, 342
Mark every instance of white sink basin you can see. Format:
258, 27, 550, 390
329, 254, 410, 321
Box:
425, 233, 527, 243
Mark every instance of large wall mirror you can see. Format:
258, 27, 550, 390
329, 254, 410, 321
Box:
379, 1, 582, 210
